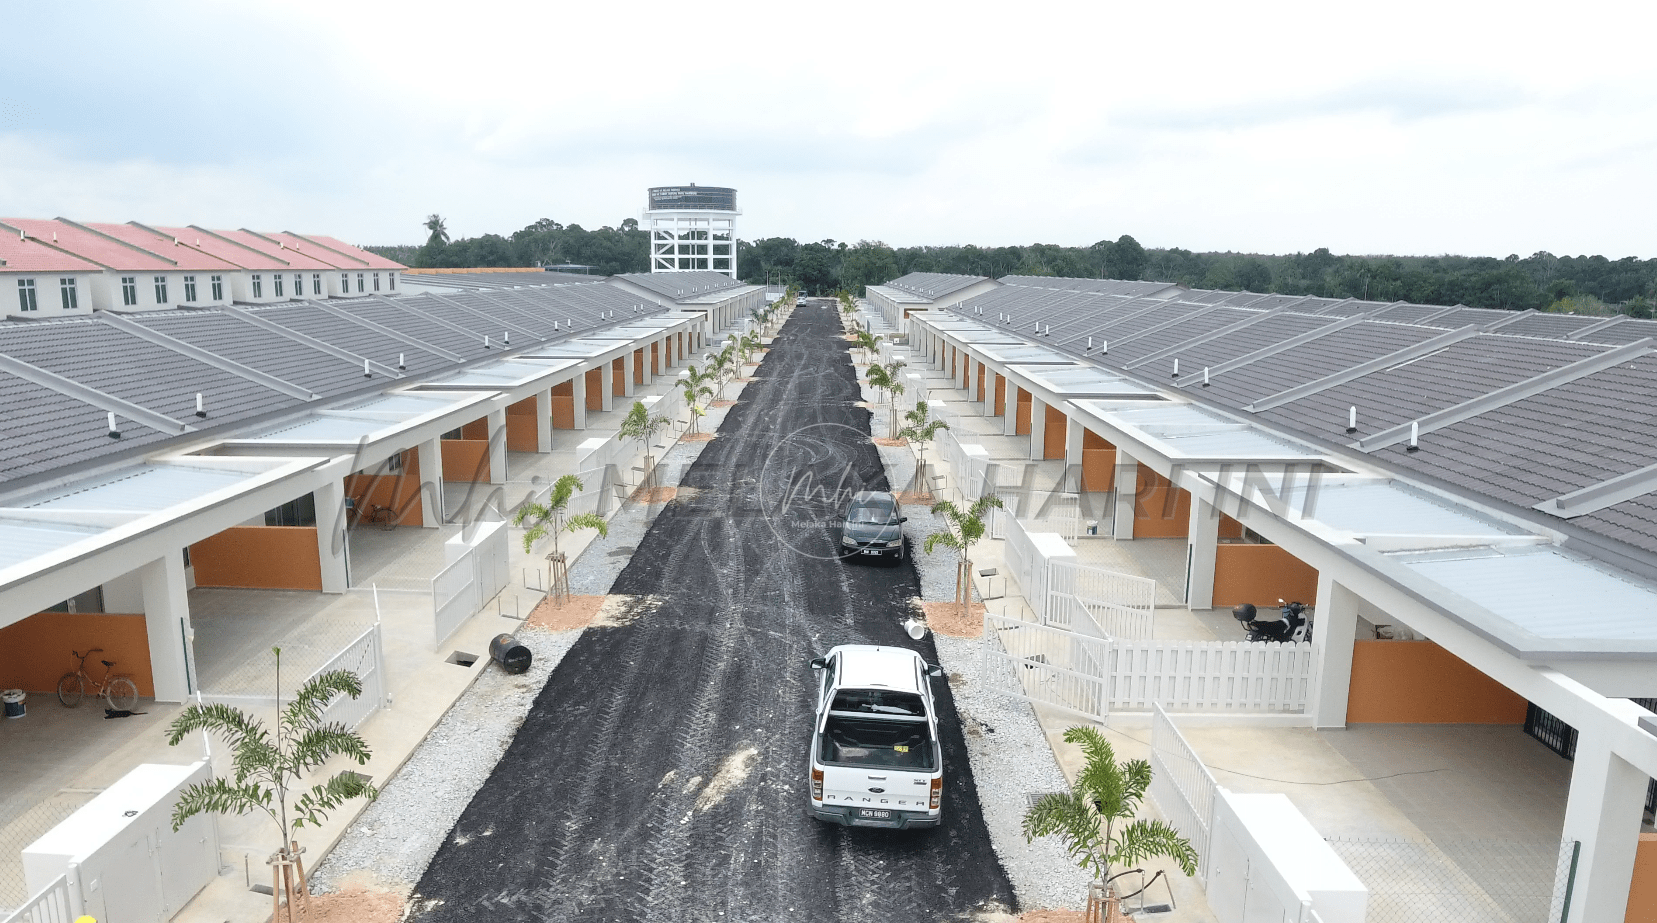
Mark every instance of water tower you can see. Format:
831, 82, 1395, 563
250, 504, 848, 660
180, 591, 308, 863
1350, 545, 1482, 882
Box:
643, 184, 740, 278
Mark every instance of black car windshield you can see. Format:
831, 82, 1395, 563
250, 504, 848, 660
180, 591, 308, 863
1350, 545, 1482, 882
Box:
819, 715, 936, 770
848, 503, 894, 524
831, 689, 926, 717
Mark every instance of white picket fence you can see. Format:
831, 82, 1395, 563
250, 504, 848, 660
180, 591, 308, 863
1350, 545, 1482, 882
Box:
984, 613, 1112, 722
0, 870, 78, 923
1047, 558, 1156, 639
1108, 640, 1316, 713
1149, 703, 1221, 874
1002, 516, 1046, 615
196, 622, 389, 734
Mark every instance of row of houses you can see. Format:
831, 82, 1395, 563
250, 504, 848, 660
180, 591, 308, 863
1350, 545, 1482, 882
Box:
1, 217, 405, 317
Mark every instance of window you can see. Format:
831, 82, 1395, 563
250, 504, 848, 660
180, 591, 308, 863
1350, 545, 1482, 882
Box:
273, 274, 284, 297
59, 278, 78, 310
388, 273, 396, 291
16, 279, 37, 312
183, 276, 197, 302
373, 272, 380, 291
295, 274, 304, 298
817, 716, 935, 770
263, 493, 317, 527
154, 275, 169, 304
311, 273, 321, 295
121, 276, 137, 306
356, 272, 365, 293
252, 274, 263, 297
341, 272, 349, 293
210, 275, 223, 300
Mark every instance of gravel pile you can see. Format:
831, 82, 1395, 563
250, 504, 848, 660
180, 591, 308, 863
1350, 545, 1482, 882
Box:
310, 626, 579, 894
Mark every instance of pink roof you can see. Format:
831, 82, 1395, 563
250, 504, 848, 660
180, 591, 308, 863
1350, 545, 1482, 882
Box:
0, 221, 104, 273
284, 233, 406, 270
0, 218, 174, 271
146, 225, 289, 270
84, 223, 241, 272
258, 232, 356, 269
202, 229, 341, 271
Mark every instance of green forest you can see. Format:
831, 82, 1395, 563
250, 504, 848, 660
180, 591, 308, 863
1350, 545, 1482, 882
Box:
368, 218, 1657, 317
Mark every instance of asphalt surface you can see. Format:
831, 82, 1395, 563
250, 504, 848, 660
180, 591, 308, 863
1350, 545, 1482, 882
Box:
409, 303, 1018, 922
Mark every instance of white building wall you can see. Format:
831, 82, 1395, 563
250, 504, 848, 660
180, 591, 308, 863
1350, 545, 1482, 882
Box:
4, 271, 101, 316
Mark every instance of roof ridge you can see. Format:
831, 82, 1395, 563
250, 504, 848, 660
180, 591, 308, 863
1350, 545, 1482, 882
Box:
0, 351, 192, 435
94, 311, 315, 402
55, 218, 178, 267
190, 226, 291, 267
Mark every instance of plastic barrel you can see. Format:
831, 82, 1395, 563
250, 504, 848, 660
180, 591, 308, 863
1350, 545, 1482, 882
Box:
2, 689, 24, 719
489, 634, 532, 674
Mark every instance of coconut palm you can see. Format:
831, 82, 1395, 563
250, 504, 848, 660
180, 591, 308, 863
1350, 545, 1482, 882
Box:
166, 648, 378, 920
618, 401, 674, 490
924, 493, 1003, 615
896, 400, 949, 495
1024, 727, 1198, 919
514, 473, 608, 557
680, 364, 715, 434
865, 359, 906, 436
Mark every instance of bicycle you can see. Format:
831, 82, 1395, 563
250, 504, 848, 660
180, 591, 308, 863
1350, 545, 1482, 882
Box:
57, 648, 139, 711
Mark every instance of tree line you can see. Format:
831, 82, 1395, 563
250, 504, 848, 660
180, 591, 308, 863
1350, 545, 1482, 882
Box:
365, 218, 1656, 316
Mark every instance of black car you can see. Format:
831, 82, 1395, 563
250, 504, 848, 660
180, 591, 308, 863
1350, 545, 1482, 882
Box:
839, 491, 906, 561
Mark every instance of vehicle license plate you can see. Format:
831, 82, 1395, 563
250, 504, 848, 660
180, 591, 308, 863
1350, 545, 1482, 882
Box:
861, 549, 880, 556
856, 808, 892, 819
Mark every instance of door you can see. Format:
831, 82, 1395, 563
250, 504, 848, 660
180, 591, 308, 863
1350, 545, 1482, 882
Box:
102, 832, 164, 923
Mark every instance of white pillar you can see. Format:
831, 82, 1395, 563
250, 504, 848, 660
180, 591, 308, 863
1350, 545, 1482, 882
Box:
419, 436, 443, 527
487, 408, 508, 484
1113, 456, 1138, 539
1186, 496, 1221, 610
1066, 419, 1084, 493
1029, 396, 1046, 461
314, 477, 348, 592
1309, 572, 1359, 728
140, 553, 192, 703
623, 350, 637, 397
640, 346, 653, 386
601, 359, 615, 412
1004, 386, 1020, 436
536, 388, 553, 453
572, 371, 588, 430
1561, 730, 1650, 923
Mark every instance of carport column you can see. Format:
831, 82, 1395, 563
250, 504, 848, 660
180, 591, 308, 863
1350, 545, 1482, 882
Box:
623, 350, 637, 397
1561, 729, 1649, 923
536, 388, 553, 453
640, 347, 653, 386
140, 553, 192, 703
1185, 496, 1221, 609
1003, 387, 1019, 436
600, 358, 615, 412
1112, 455, 1138, 539
487, 408, 508, 484
419, 435, 443, 526
571, 371, 587, 429
1308, 572, 1359, 728
1028, 396, 1046, 461
1065, 418, 1084, 493
314, 477, 349, 592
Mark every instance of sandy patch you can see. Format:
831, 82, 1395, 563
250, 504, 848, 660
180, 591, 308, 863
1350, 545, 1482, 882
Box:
526, 594, 607, 632
681, 432, 715, 442
628, 485, 678, 503
593, 594, 664, 627
712, 400, 737, 408
895, 491, 934, 504
923, 600, 986, 638
1016, 911, 1088, 923
693, 747, 759, 812
304, 885, 405, 923
874, 437, 909, 447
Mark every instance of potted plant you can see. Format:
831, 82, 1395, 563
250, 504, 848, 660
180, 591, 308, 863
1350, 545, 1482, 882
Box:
1023, 727, 1198, 922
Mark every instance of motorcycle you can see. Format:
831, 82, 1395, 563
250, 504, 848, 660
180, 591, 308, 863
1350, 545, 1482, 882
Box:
1232, 599, 1312, 643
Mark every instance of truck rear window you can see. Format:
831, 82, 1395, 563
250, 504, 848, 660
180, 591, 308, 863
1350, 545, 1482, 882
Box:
819, 716, 935, 770
830, 689, 926, 717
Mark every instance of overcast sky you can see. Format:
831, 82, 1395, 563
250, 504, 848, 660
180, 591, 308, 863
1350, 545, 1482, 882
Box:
3, 0, 1655, 258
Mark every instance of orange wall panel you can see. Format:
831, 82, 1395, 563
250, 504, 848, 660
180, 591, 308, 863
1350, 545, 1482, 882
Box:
1083, 428, 1113, 450
634, 349, 645, 384
976, 365, 986, 402
1628, 834, 1657, 923
1015, 389, 1031, 434
994, 375, 1006, 416
551, 395, 575, 429
586, 368, 603, 410
1044, 404, 1066, 459
461, 419, 487, 440
190, 526, 323, 591
505, 399, 539, 453
1212, 543, 1317, 606
0, 612, 155, 697
613, 358, 626, 395
345, 449, 424, 525
441, 440, 491, 482
1132, 467, 1189, 537
1082, 448, 1116, 491
1347, 640, 1528, 724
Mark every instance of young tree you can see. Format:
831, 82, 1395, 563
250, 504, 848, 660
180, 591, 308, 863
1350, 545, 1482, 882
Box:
1024, 727, 1197, 919
166, 648, 379, 921
618, 400, 674, 490
680, 363, 715, 434
865, 359, 906, 436
897, 400, 949, 496
514, 473, 608, 557
853, 329, 882, 365
924, 493, 1003, 616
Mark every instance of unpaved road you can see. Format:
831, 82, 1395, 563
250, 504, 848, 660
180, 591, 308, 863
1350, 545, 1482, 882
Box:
410, 303, 1017, 922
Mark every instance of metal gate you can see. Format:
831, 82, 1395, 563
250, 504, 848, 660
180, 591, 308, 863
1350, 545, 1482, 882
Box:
983, 612, 1112, 722
1046, 558, 1156, 638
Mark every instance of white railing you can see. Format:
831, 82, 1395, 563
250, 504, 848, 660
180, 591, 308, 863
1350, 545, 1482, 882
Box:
1, 871, 79, 923
1149, 703, 1221, 875
1109, 640, 1316, 713
313, 623, 387, 731
1047, 559, 1156, 639
984, 613, 1112, 722
1002, 515, 1043, 614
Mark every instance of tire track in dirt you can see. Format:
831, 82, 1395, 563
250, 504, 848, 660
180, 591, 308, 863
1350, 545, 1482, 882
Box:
409, 304, 1016, 922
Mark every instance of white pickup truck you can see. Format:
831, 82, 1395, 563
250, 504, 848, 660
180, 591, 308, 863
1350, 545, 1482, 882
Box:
807, 645, 944, 829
